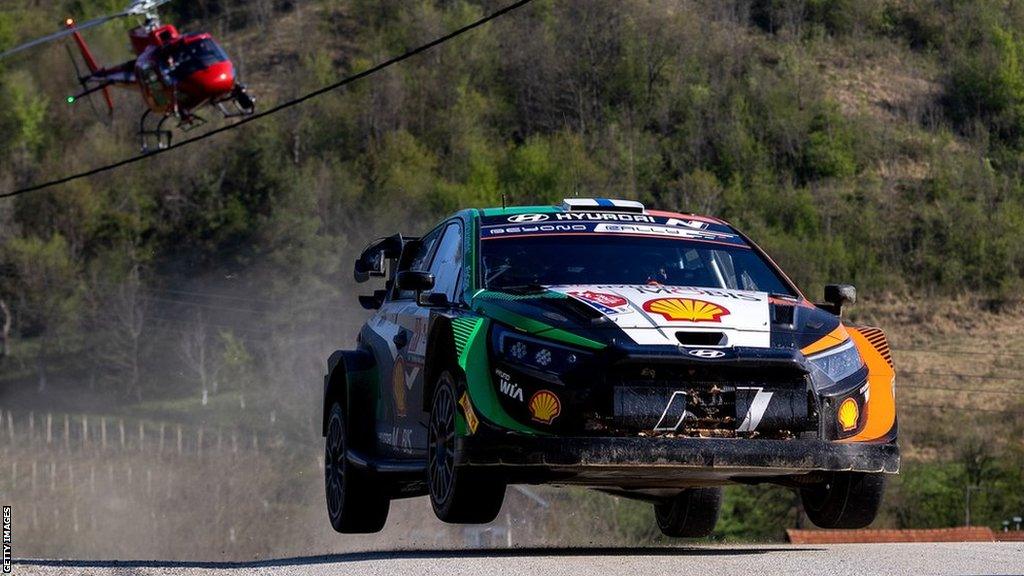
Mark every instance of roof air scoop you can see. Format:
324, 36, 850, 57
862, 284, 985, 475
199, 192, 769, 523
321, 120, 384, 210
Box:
561, 198, 645, 213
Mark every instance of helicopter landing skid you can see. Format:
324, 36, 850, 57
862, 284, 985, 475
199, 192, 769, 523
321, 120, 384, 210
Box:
177, 113, 207, 133
138, 111, 172, 153
215, 85, 256, 118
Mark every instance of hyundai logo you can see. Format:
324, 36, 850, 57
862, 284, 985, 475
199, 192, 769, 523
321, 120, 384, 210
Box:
687, 349, 726, 359
508, 213, 549, 223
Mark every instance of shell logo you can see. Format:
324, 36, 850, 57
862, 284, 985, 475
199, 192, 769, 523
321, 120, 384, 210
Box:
643, 298, 730, 323
528, 390, 561, 424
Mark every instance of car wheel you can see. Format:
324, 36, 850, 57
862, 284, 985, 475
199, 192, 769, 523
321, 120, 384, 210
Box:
800, 472, 885, 529
324, 402, 390, 533
654, 487, 722, 538
428, 370, 506, 524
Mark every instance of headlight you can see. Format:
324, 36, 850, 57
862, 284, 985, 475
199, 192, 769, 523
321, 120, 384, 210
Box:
491, 324, 589, 376
808, 339, 864, 382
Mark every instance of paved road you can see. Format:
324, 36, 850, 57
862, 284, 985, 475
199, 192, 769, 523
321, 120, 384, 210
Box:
13, 543, 1024, 576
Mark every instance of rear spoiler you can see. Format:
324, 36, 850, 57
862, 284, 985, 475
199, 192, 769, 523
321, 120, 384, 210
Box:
353, 234, 410, 283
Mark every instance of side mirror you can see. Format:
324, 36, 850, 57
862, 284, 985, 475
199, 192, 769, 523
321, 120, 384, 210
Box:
358, 290, 388, 310
822, 284, 856, 316
397, 270, 435, 293
419, 291, 451, 308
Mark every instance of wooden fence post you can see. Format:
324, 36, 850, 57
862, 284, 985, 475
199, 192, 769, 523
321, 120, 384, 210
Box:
138, 421, 145, 452
49, 461, 56, 492
46, 413, 52, 445
28, 411, 34, 441
63, 414, 70, 450
101, 417, 107, 451
119, 419, 125, 449
197, 426, 204, 457
82, 415, 88, 449
159, 423, 165, 455
177, 425, 182, 455
7, 411, 14, 442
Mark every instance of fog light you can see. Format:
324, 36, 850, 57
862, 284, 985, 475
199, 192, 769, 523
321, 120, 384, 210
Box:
837, 397, 859, 432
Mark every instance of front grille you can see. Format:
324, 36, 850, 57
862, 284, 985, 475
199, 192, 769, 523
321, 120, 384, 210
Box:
599, 362, 813, 438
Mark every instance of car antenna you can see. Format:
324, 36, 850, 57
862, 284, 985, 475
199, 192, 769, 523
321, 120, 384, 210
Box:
501, 191, 508, 210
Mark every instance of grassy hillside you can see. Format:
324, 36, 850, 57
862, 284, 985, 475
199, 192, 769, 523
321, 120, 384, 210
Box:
2, 0, 1024, 555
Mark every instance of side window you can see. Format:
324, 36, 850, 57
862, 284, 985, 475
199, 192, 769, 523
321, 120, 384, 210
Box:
429, 223, 464, 301
394, 227, 442, 300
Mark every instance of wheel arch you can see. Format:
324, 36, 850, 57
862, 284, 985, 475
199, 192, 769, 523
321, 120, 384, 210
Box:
422, 315, 461, 412
322, 348, 376, 437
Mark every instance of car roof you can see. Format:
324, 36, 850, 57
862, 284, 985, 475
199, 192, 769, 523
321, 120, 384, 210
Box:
476, 198, 727, 225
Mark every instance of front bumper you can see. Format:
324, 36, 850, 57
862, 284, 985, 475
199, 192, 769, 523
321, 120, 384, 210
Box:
456, 428, 899, 487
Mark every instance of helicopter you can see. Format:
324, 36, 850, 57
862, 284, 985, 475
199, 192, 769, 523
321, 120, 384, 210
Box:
0, 0, 256, 152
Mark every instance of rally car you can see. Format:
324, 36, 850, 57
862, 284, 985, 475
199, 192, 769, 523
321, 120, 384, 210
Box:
322, 198, 898, 536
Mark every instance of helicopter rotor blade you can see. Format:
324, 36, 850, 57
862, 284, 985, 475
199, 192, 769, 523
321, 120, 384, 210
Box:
0, 11, 129, 61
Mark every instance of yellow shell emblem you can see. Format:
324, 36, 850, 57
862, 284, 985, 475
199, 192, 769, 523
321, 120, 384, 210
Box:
528, 390, 561, 424
643, 298, 730, 323
838, 397, 859, 432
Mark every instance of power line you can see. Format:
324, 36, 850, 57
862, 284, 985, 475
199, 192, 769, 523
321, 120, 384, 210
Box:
900, 384, 1024, 395
894, 347, 1024, 359
0, 0, 536, 199
902, 403, 1024, 416
902, 369, 1024, 382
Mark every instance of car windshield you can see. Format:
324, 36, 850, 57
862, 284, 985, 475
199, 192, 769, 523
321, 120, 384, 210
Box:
480, 234, 795, 295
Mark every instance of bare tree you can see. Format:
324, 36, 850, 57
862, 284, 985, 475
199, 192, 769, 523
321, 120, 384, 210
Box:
180, 313, 223, 402
0, 299, 10, 359
91, 265, 149, 400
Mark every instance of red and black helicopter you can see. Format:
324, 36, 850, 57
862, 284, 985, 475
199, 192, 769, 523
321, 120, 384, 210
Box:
0, 0, 256, 151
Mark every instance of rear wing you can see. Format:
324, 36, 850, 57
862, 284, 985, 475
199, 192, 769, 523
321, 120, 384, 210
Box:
354, 234, 414, 309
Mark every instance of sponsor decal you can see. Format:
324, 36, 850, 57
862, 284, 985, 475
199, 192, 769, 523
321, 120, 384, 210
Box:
736, 387, 773, 432
687, 348, 726, 359
458, 392, 479, 434
608, 285, 762, 301
392, 357, 408, 417
838, 397, 859, 432
484, 224, 588, 237
593, 223, 738, 242
508, 213, 549, 223
528, 390, 561, 424
496, 369, 524, 402
664, 217, 709, 230
554, 212, 656, 222
643, 298, 731, 323
377, 426, 413, 451
568, 290, 628, 315
653, 391, 694, 431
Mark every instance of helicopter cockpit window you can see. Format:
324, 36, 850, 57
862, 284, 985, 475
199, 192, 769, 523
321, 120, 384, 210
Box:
167, 39, 229, 79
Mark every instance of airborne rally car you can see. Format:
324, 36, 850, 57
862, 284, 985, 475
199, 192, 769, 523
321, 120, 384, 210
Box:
322, 198, 898, 536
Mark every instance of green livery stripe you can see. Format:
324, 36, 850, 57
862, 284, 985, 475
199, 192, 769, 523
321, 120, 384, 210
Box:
472, 301, 606, 350
480, 206, 560, 217
452, 316, 482, 359
474, 289, 568, 301
455, 317, 539, 435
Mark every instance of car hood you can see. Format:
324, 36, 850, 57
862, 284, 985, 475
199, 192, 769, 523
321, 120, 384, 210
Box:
473, 284, 777, 348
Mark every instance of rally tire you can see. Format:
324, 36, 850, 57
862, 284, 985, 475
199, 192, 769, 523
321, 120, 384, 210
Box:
800, 472, 885, 529
654, 487, 722, 538
324, 402, 390, 533
428, 370, 506, 524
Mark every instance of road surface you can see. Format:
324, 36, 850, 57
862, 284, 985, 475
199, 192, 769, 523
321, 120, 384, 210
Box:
13, 543, 1023, 576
